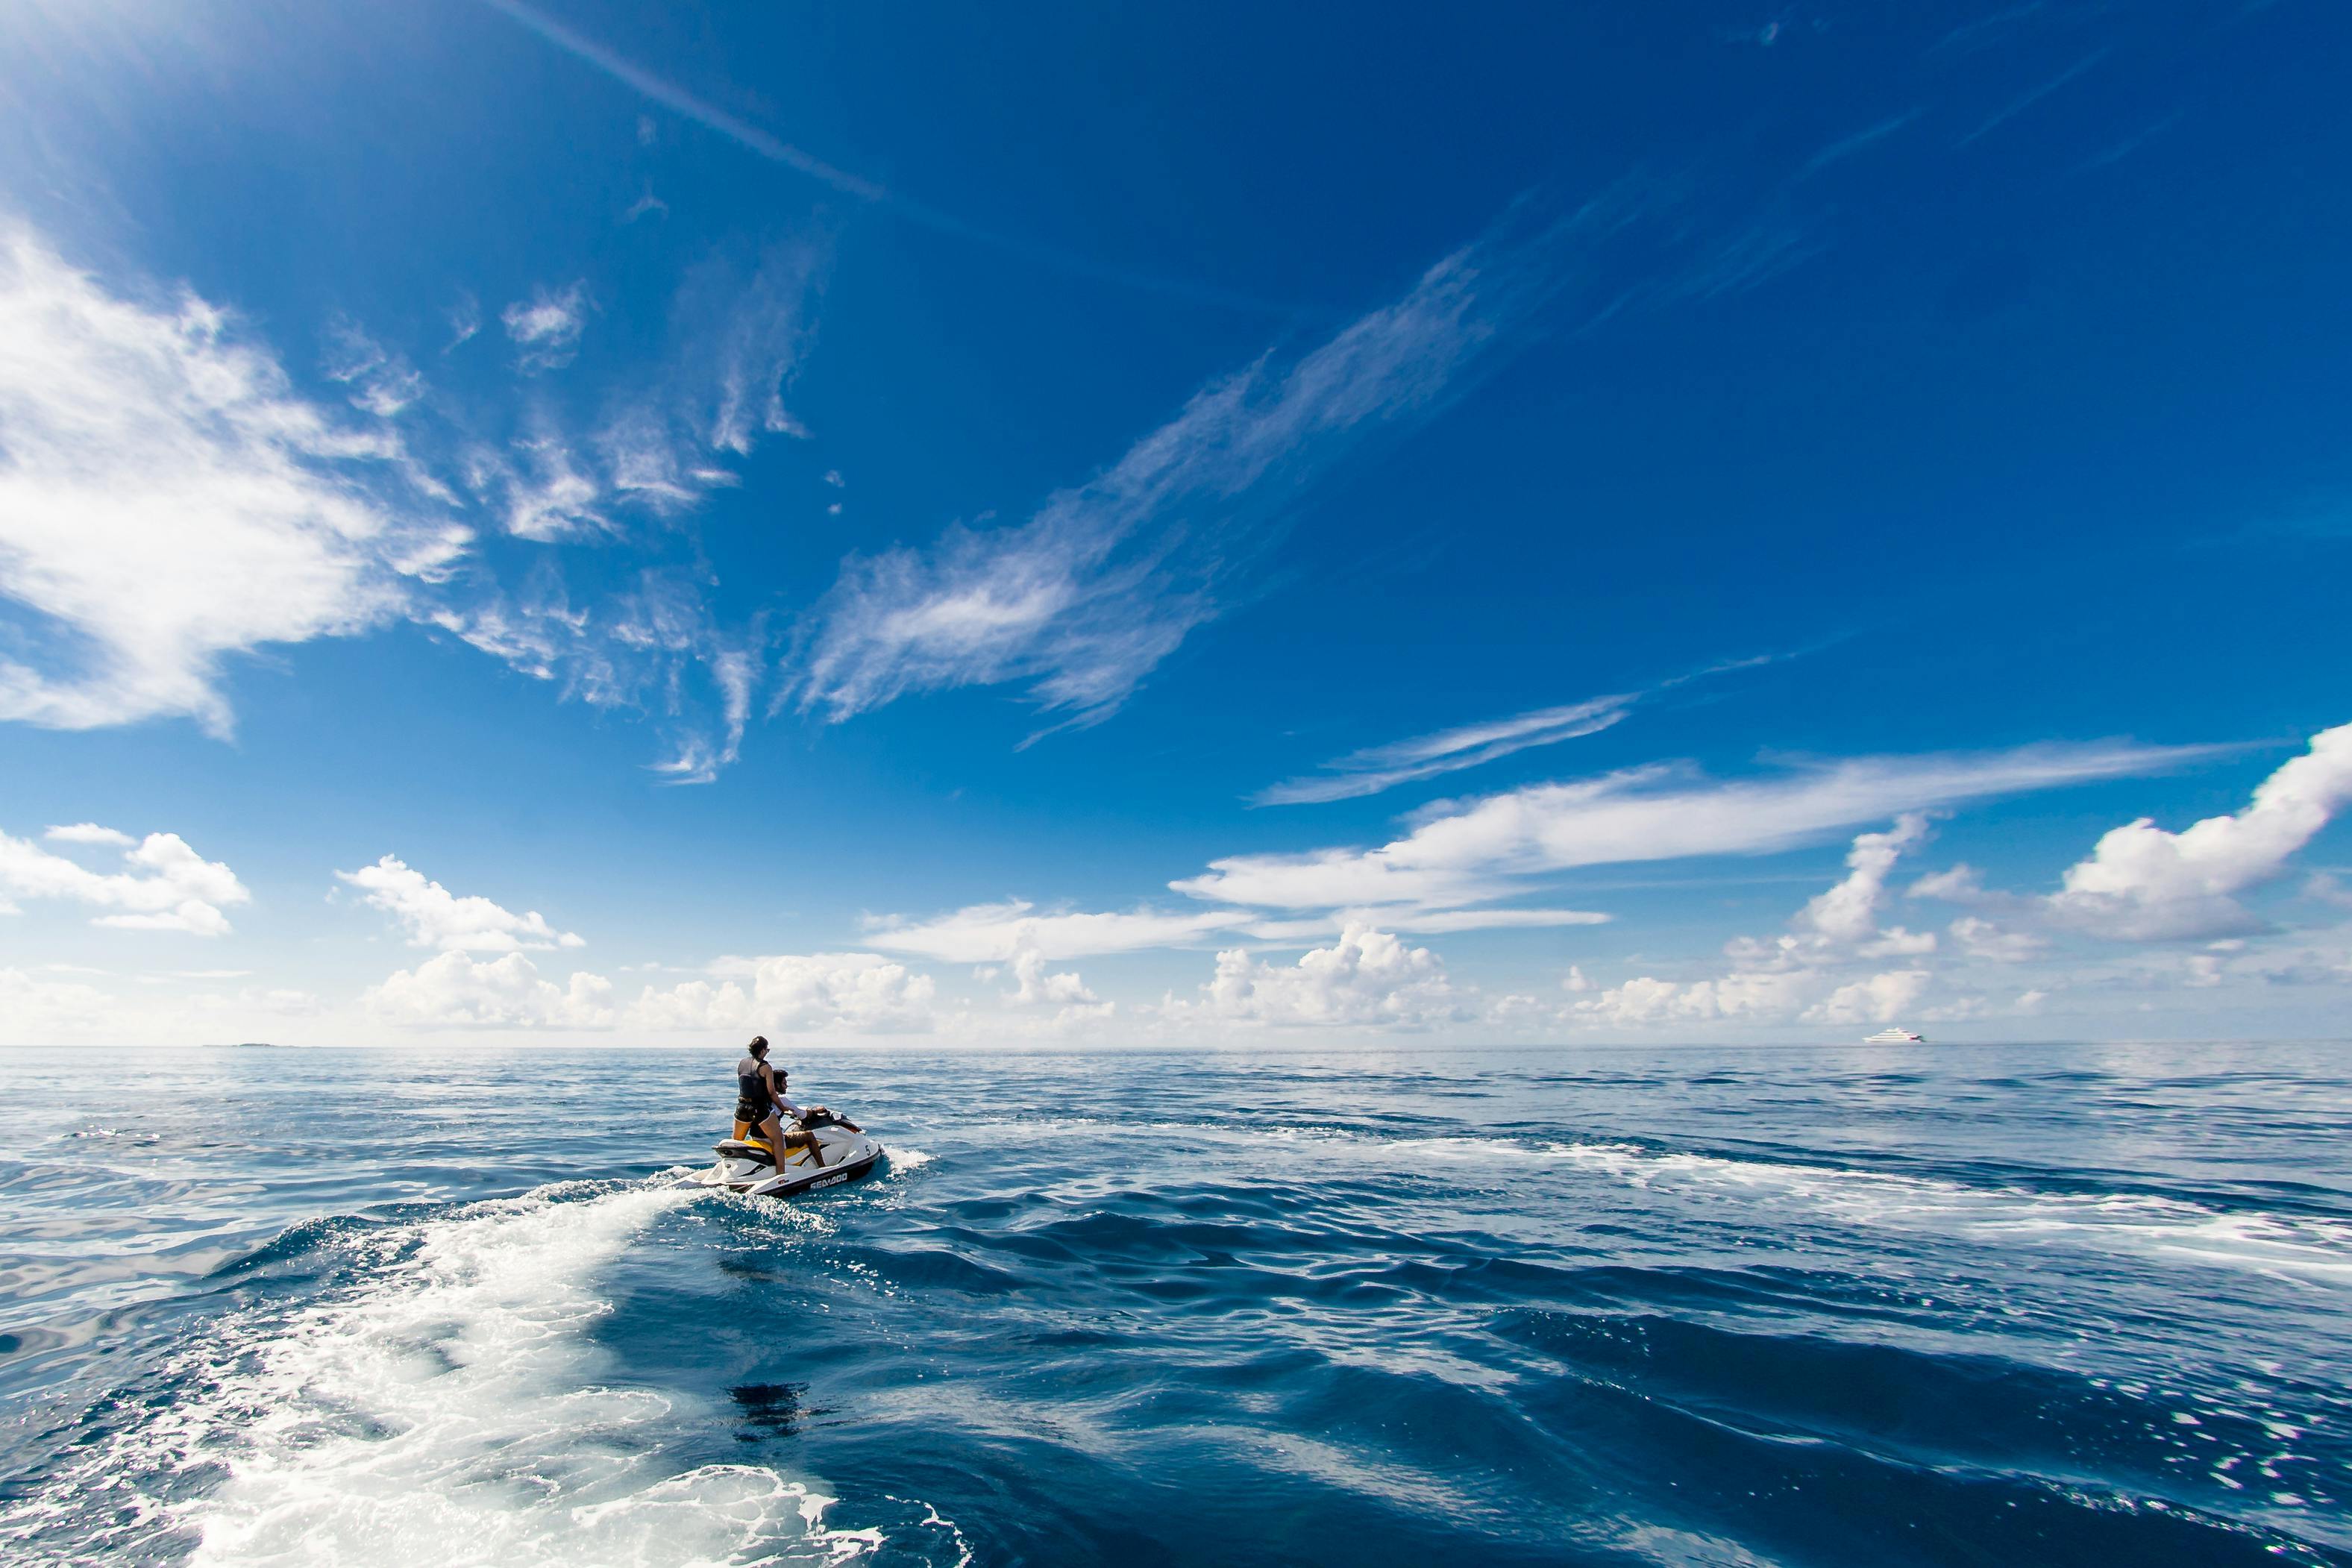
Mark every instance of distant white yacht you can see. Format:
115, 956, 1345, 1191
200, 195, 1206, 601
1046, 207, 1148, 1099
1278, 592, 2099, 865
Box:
1863, 1027, 1925, 1044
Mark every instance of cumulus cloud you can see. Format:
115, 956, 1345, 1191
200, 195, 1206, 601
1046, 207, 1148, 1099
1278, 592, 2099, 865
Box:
337, 855, 585, 952
2045, 723, 2352, 941
1572, 965, 1931, 1030
365, 947, 939, 1033
1575, 818, 1948, 1030
1574, 968, 1820, 1027
633, 953, 938, 1033
998, 950, 1110, 1023
1948, 915, 2047, 963
0, 965, 113, 1038
796, 197, 1643, 733
1908, 864, 1985, 901
501, 281, 589, 372
0, 228, 468, 735
364, 950, 617, 1028
1796, 813, 1931, 943
1179, 741, 2204, 912
1804, 968, 1931, 1026
1179, 925, 1463, 1027
0, 825, 249, 935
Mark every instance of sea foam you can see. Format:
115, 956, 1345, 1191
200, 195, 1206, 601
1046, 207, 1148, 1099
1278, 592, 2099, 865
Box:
10, 1181, 885, 1567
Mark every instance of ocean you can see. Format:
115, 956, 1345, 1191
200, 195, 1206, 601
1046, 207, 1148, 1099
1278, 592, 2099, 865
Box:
0, 1041, 2345, 1567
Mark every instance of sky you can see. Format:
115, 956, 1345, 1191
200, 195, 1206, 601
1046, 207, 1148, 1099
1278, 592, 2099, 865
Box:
2, 0, 2350, 1048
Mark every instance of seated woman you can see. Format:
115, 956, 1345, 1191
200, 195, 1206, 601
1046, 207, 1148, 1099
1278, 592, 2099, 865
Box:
734, 1035, 827, 1168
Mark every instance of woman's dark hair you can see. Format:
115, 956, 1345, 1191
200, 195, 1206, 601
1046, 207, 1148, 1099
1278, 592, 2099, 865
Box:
747, 1035, 769, 1056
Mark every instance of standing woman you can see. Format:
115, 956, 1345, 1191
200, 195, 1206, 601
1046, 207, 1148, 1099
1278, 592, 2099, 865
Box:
735, 1035, 783, 1147
733, 1035, 824, 1168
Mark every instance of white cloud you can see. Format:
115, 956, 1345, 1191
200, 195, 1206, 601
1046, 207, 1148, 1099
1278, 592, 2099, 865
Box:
365, 947, 939, 1034
432, 572, 759, 783
864, 896, 1608, 964
0, 826, 249, 935
321, 317, 426, 418
864, 900, 1246, 963
649, 642, 757, 785
1796, 813, 1931, 942
1804, 968, 1931, 1026
796, 200, 1628, 732
1179, 741, 2204, 911
2046, 723, 2352, 941
338, 856, 584, 952
1006, 950, 1103, 1015
608, 240, 821, 480
1575, 968, 1821, 1027
1949, 915, 2047, 963
1257, 694, 1637, 806
635, 953, 938, 1034
363, 950, 617, 1028
1908, 864, 1985, 901
1251, 656, 1791, 807
45, 822, 134, 847
0, 228, 468, 735
1357, 906, 1611, 935
446, 292, 481, 349
501, 281, 589, 372
1181, 924, 1463, 1027
0, 966, 113, 1038
1574, 820, 1950, 1031
466, 433, 606, 542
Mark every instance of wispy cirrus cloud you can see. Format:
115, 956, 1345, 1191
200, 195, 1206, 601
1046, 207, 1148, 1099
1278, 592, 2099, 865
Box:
1256, 695, 1638, 806
0, 228, 469, 737
1254, 654, 1793, 806
500, 280, 589, 373
0, 219, 812, 781
794, 194, 1655, 735
429, 570, 765, 784
863, 901, 1248, 964
864, 897, 1610, 964
1180, 740, 2217, 912
321, 317, 427, 418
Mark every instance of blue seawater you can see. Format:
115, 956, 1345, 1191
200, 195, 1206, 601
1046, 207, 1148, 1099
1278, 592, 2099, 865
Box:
0, 1042, 2346, 1566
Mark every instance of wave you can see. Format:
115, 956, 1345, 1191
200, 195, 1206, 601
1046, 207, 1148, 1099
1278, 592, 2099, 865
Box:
992, 1116, 2352, 1285
0, 1180, 915, 1567
1531, 1141, 2352, 1283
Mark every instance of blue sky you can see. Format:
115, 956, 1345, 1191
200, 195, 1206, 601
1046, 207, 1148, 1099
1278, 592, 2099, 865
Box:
2, 0, 2349, 1046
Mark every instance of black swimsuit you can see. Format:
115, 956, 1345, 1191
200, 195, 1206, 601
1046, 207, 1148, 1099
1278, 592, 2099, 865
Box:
735, 1056, 774, 1126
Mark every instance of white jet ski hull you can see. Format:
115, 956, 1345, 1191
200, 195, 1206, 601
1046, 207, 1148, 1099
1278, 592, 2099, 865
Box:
686, 1123, 885, 1199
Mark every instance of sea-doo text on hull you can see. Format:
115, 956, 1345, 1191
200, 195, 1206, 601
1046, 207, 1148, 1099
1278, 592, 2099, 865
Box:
685, 1121, 885, 1198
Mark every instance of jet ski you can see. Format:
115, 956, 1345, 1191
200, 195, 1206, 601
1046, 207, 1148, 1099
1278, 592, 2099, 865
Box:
685, 1119, 886, 1198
